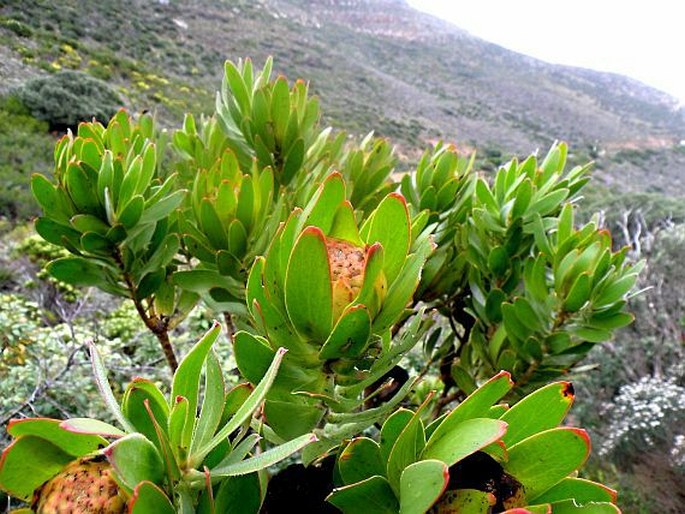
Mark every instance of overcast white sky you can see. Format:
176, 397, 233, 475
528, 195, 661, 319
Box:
407, 0, 685, 103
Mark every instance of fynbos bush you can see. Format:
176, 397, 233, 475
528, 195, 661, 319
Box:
0, 57, 641, 513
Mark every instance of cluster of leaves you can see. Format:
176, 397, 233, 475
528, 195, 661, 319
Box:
330, 374, 618, 514
402, 143, 642, 396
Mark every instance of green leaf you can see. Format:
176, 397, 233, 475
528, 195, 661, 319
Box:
500, 382, 575, 447
7, 418, 107, 456
104, 433, 165, 490
302, 172, 346, 233
233, 331, 276, 384
432, 489, 494, 514
531, 477, 616, 504
36, 217, 81, 247
285, 226, 333, 340
200, 199, 228, 250
475, 178, 498, 212
190, 351, 226, 455
529, 189, 569, 216
380, 409, 414, 463
422, 418, 507, 467
587, 312, 634, 331
47, 257, 107, 287
228, 219, 248, 258
488, 245, 508, 277
356, 243, 385, 317
547, 500, 620, 514
66, 163, 100, 215
279, 137, 303, 184
89, 342, 136, 433
196, 348, 288, 462
129, 481, 175, 514
140, 190, 186, 225
505, 428, 591, 500
31, 173, 59, 214
263, 400, 325, 440
327, 476, 400, 514
386, 408, 427, 494
271, 76, 291, 140
429, 371, 513, 441
137, 270, 164, 300
564, 273, 592, 312
211, 433, 316, 477
319, 305, 371, 360
121, 378, 170, 450
399, 460, 449, 514
60, 418, 126, 438
594, 274, 638, 307
485, 288, 506, 325
211, 474, 262, 514
372, 243, 431, 334
172, 269, 233, 294
118, 195, 145, 229
171, 323, 222, 444
0, 436, 73, 501
330, 200, 364, 245
225, 60, 251, 110
363, 193, 410, 285
71, 214, 110, 235
570, 326, 612, 343
338, 437, 385, 485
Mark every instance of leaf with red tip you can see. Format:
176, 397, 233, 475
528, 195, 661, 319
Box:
129, 480, 175, 514
89, 342, 136, 433
121, 378, 170, 450
338, 437, 385, 485
327, 476, 399, 514
380, 408, 414, 463
210, 433, 318, 477
500, 381, 575, 447
531, 477, 617, 505
399, 459, 449, 514
0, 436, 73, 501
300, 172, 346, 234
362, 193, 410, 285
7, 418, 108, 456
434, 489, 496, 514
330, 200, 364, 246
423, 418, 508, 467
506, 428, 591, 500
285, 226, 333, 340
428, 371, 513, 443
319, 304, 371, 360
195, 347, 288, 462
171, 322, 222, 443
548, 501, 620, 513
60, 418, 125, 438
501, 507, 550, 514
356, 242, 386, 316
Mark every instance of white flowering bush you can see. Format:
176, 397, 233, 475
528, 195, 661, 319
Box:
671, 434, 685, 470
599, 374, 685, 464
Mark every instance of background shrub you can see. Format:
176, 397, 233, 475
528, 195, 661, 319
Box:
15, 70, 124, 131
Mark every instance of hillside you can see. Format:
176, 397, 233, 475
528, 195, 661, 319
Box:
1, 0, 684, 194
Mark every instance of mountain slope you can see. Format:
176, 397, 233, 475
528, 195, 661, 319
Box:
1, 0, 683, 193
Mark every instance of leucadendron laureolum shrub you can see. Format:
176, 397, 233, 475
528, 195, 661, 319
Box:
9, 56, 641, 513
